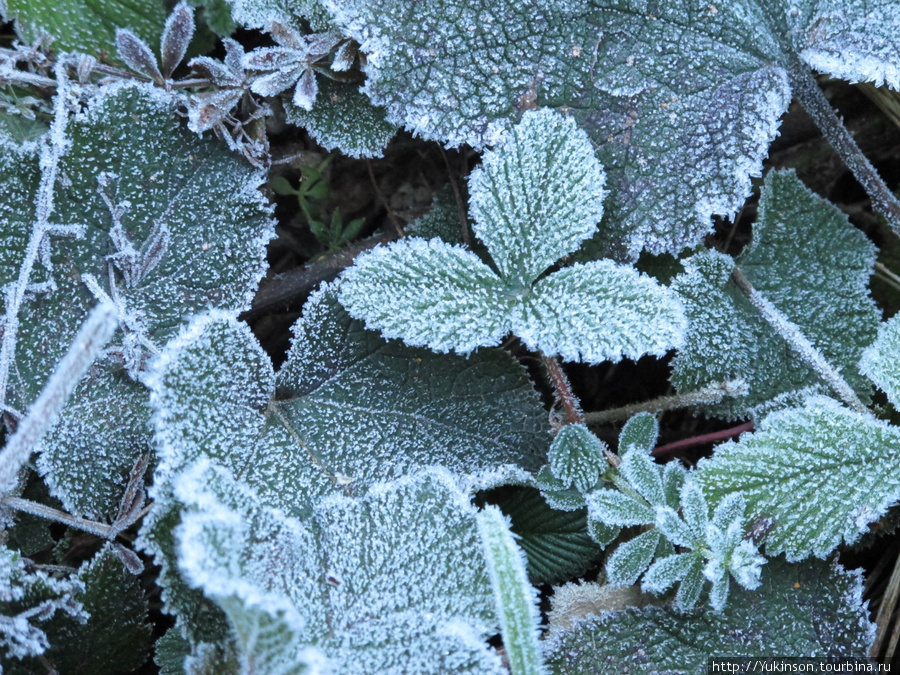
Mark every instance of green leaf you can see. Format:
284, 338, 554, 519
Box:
328, 0, 900, 257
284, 79, 399, 159
489, 487, 601, 585
618, 413, 659, 455
511, 260, 686, 364
11, 84, 273, 520
696, 396, 900, 560
672, 171, 879, 419
548, 423, 607, 494
23, 544, 152, 675
860, 313, 900, 408
605, 529, 660, 587
477, 505, 544, 675
175, 462, 503, 674
467, 108, 604, 287
228, 0, 331, 31
338, 237, 514, 354
2, 0, 167, 59
585, 489, 654, 528
544, 557, 875, 673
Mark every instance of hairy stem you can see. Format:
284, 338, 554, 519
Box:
0, 301, 117, 496
731, 266, 866, 413
584, 380, 748, 425
651, 421, 754, 459
1, 496, 117, 539
542, 354, 583, 424
789, 62, 900, 236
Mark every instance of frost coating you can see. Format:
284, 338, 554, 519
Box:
548, 423, 607, 494
327, 0, 900, 256
671, 170, 879, 419
175, 462, 503, 674
340, 110, 684, 363
697, 396, 900, 560
543, 558, 875, 673
859, 313, 900, 408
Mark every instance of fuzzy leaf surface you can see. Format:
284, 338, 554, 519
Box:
2, 0, 167, 59
860, 313, 900, 408
176, 462, 503, 674
326, 0, 900, 257
697, 396, 900, 560
548, 423, 607, 494
544, 557, 874, 673
672, 171, 878, 419
14, 83, 273, 519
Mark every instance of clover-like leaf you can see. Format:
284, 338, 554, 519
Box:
672, 170, 879, 419
605, 529, 661, 587
467, 108, 604, 286
340, 109, 685, 364
860, 313, 900, 408
618, 412, 659, 455
327, 0, 900, 257
585, 489, 654, 528
697, 395, 900, 560
544, 557, 875, 673
175, 461, 504, 674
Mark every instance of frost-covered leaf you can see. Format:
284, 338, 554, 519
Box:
548, 423, 607, 494
467, 108, 604, 286
150, 287, 548, 519
585, 489, 654, 528
160, 2, 196, 79
338, 237, 513, 354
0, 544, 85, 665
697, 396, 900, 560
860, 313, 900, 408
535, 465, 587, 513
511, 260, 686, 364
1, 0, 167, 59
672, 171, 879, 419
328, 0, 900, 257
284, 78, 398, 158
489, 487, 601, 585
229, 0, 332, 31
544, 557, 875, 673
175, 462, 503, 674
116, 28, 163, 81
477, 505, 544, 675
618, 412, 659, 455
0, 83, 274, 519
7, 543, 152, 675
619, 448, 665, 507
605, 529, 661, 587
404, 186, 468, 245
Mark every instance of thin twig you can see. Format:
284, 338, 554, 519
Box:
873, 549, 900, 658
541, 355, 583, 424
584, 380, 748, 425
1, 496, 117, 539
651, 421, 754, 459
439, 146, 471, 246
789, 62, 900, 237
365, 158, 404, 239
731, 265, 866, 413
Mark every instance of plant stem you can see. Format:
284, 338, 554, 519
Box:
541, 354, 583, 424
731, 266, 867, 413
789, 61, 900, 236
1, 496, 117, 539
651, 421, 754, 459
584, 380, 748, 425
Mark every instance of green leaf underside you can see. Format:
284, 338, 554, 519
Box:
544, 557, 874, 673
478, 505, 544, 675
328, 0, 900, 257
284, 79, 399, 159
8, 83, 273, 519
671, 170, 879, 420
2, 0, 167, 59
175, 462, 502, 674
490, 487, 601, 585
697, 396, 900, 560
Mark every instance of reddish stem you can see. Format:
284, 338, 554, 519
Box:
651, 421, 754, 459
541, 355, 583, 424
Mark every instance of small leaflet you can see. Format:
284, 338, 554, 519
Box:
671, 170, 879, 420
548, 423, 607, 494
859, 313, 900, 408
326, 0, 900, 256
543, 557, 875, 674
696, 396, 900, 560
